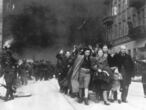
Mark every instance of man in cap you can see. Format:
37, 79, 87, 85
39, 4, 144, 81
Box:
116, 45, 134, 103
77, 48, 92, 105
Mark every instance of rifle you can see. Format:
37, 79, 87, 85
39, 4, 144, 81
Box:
0, 83, 7, 89
0, 83, 16, 93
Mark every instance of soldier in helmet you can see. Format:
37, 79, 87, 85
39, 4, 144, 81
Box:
1, 47, 17, 101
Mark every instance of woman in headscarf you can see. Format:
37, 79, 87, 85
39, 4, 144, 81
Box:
92, 49, 113, 105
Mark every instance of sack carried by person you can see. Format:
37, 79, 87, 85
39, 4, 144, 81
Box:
95, 70, 111, 83
102, 70, 112, 83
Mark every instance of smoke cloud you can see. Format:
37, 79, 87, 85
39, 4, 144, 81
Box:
3, 0, 107, 62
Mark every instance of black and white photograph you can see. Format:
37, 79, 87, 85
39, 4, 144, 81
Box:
0, 0, 146, 110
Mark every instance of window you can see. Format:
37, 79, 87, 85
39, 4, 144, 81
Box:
137, 11, 141, 26
123, 0, 128, 10
114, 24, 117, 38
141, 9, 145, 25
123, 22, 126, 36
7, 3, 10, 11
118, 4, 121, 13
112, 25, 115, 40
6, 2, 15, 12
124, 0, 128, 5
133, 14, 136, 27
121, 21, 124, 37
113, 0, 117, 5
117, 25, 119, 39
122, 13, 126, 36
144, 7, 146, 25
125, 22, 128, 35
119, 23, 122, 37
112, 6, 118, 16
12, 4, 15, 10
110, 27, 112, 40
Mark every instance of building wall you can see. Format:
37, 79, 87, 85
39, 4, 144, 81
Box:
0, 0, 2, 52
111, 0, 129, 42
105, 0, 146, 58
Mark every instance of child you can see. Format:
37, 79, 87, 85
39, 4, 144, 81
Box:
109, 68, 123, 103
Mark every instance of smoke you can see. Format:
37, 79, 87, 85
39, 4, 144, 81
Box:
4, 0, 106, 46
10, 3, 57, 51
3, 0, 107, 62
3, 38, 14, 48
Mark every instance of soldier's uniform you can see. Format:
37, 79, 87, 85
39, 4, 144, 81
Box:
18, 62, 28, 85
1, 49, 17, 100
33, 61, 40, 81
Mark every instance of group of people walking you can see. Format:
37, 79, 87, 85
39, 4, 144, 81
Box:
56, 44, 135, 105
0, 43, 145, 104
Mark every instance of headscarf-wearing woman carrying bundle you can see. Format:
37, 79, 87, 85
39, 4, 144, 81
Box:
91, 49, 113, 105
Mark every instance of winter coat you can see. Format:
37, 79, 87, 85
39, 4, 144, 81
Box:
56, 54, 65, 74
94, 56, 112, 74
107, 54, 119, 67
58, 56, 75, 88
90, 56, 113, 90
116, 52, 134, 85
4, 67, 17, 85
70, 54, 84, 93
91, 56, 113, 80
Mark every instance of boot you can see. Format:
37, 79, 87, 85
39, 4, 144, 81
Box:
70, 93, 77, 98
78, 97, 83, 103
4, 96, 9, 101
109, 99, 115, 103
104, 101, 110, 105
118, 100, 122, 104
9, 95, 14, 100
5, 89, 10, 101
78, 89, 83, 103
9, 90, 14, 100
95, 93, 100, 103
84, 98, 89, 105
103, 91, 110, 105
121, 85, 129, 103
122, 99, 128, 103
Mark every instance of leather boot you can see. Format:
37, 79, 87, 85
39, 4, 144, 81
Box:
104, 101, 110, 105
84, 98, 89, 105
78, 89, 83, 103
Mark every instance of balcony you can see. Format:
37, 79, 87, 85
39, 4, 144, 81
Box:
103, 16, 114, 26
129, 25, 146, 39
129, 0, 146, 9
104, 0, 112, 5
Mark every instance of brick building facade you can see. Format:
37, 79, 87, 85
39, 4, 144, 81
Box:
103, 0, 146, 58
